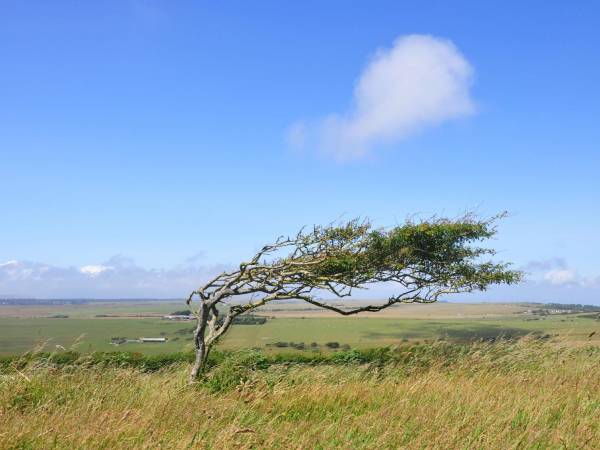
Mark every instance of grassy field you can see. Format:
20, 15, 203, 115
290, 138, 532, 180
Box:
0, 317, 195, 355
3, 302, 600, 448
223, 314, 599, 349
2, 339, 600, 449
2, 301, 600, 356
0, 301, 182, 319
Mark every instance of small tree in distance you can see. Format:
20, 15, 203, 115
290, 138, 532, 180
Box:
186, 214, 521, 381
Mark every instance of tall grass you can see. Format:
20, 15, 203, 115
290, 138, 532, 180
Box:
1, 339, 600, 449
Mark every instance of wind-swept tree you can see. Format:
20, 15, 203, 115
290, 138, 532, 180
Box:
186, 214, 521, 380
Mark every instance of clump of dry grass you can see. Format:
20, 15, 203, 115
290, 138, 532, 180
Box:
1, 339, 600, 449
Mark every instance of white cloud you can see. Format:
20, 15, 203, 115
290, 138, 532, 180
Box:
524, 258, 599, 289
80, 265, 113, 276
3, 254, 599, 302
0, 260, 19, 267
543, 269, 578, 286
0, 257, 228, 299
291, 34, 475, 160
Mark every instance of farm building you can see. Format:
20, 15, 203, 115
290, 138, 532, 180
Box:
162, 315, 193, 320
139, 337, 167, 343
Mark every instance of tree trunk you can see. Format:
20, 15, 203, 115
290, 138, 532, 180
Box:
189, 302, 209, 383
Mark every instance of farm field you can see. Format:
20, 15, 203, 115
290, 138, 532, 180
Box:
0, 300, 182, 319
1, 301, 600, 356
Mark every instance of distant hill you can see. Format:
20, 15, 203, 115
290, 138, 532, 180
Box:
0, 298, 182, 306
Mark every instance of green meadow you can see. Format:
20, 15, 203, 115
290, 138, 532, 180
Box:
1, 302, 599, 356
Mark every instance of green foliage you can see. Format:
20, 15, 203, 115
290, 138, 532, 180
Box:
201, 350, 270, 393
169, 310, 192, 315
47, 350, 80, 365
308, 214, 522, 294
330, 348, 365, 364
9, 381, 48, 412
231, 314, 267, 325
0, 351, 195, 374
86, 352, 194, 371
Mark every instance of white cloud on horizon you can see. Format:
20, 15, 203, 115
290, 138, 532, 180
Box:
543, 268, 578, 286
523, 258, 599, 289
80, 265, 113, 276
2, 255, 599, 303
0, 260, 19, 267
0, 257, 228, 299
289, 34, 475, 160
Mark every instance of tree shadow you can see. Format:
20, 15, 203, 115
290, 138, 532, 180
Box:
363, 324, 542, 343
440, 325, 542, 342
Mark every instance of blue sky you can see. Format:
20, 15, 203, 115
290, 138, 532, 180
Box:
1, 1, 599, 301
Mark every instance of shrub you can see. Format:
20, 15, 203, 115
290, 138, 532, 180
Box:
48, 351, 80, 366
331, 349, 365, 364
170, 310, 193, 316
202, 350, 270, 393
